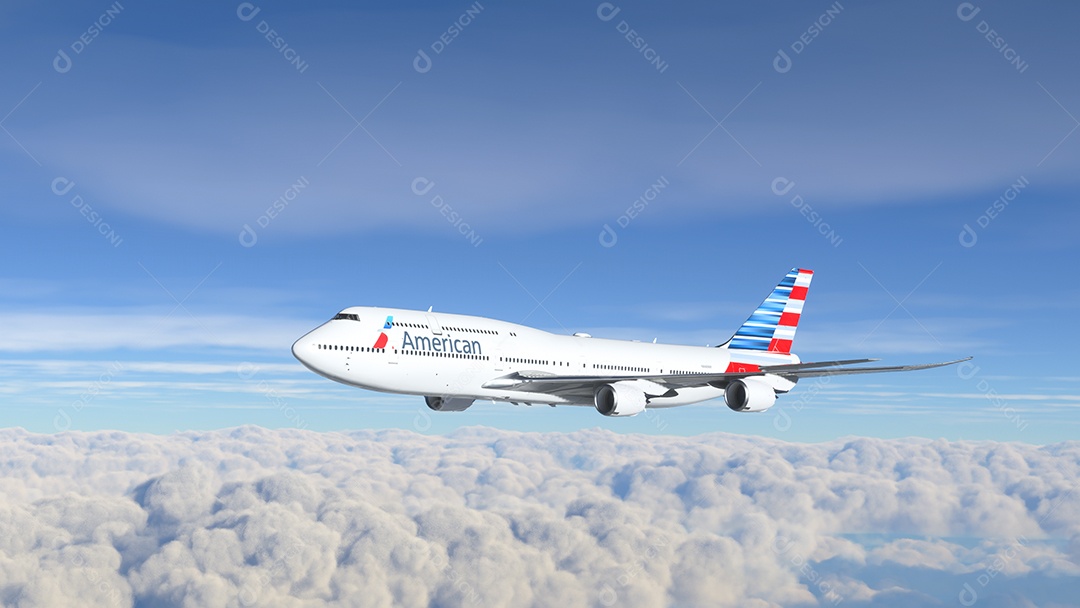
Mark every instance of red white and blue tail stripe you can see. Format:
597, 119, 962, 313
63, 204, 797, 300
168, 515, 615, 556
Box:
721, 268, 812, 354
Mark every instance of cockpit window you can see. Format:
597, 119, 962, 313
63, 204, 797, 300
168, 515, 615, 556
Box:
333, 313, 360, 321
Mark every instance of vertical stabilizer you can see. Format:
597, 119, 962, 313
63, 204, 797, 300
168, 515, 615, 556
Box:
720, 268, 812, 354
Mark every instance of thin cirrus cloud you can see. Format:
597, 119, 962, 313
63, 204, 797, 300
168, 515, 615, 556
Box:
0, 359, 304, 376
8, 2, 1078, 238
0, 426, 1076, 607
0, 310, 312, 352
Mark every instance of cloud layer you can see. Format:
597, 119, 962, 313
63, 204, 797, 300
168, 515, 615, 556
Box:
0, 426, 1077, 607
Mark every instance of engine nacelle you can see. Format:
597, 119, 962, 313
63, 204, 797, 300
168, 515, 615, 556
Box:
594, 382, 647, 417
424, 396, 474, 412
724, 377, 777, 412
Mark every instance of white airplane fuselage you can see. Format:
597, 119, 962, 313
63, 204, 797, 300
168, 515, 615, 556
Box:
293, 269, 967, 417
292, 306, 797, 408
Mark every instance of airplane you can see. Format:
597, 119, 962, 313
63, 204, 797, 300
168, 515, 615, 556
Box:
291, 268, 969, 416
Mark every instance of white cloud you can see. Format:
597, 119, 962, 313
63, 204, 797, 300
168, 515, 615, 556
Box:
0, 426, 1076, 607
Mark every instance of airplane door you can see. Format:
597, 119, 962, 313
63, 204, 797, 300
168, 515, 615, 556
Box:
426, 314, 443, 335
492, 339, 505, 372
574, 341, 589, 373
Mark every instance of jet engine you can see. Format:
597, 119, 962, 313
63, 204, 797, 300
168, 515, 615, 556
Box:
424, 396, 474, 412
594, 382, 647, 417
724, 377, 777, 412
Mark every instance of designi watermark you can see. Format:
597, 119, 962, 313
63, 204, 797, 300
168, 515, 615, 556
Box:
599, 175, 669, 247
412, 177, 483, 247
772, 177, 842, 247
52, 177, 123, 248
53, 2, 125, 73
237, 2, 310, 74
54, 361, 125, 431
958, 175, 1028, 248
773, 1, 844, 74
596, 3, 669, 74
239, 176, 309, 247
413, 2, 485, 74
956, 3, 1029, 74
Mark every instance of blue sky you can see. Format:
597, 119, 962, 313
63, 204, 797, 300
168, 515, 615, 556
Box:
1, 0, 1078, 442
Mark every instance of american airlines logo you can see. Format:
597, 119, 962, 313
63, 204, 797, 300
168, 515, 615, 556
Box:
372, 315, 393, 349
401, 331, 483, 355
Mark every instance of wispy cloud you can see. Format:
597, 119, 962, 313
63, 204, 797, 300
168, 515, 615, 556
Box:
0, 310, 311, 353
0, 359, 305, 375
10, 4, 1078, 237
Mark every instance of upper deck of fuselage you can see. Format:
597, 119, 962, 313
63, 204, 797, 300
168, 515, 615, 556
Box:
334, 306, 528, 337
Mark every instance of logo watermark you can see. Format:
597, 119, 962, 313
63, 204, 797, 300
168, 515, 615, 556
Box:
412, 522, 483, 604
958, 535, 1029, 606
52, 177, 123, 248
237, 3, 309, 74
412, 177, 483, 247
413, 2, 485, 73
772, 177, 842, 247
773, 1, 844, 73
53, 361, 125, 431
598, 535, 668, 606
772, 374, 832, 432
598, 175, 669, 247
237, 363, 310, 429
772, 535, 844, 605
238, 176, 309, 247
238, 539, 304, 606
956, 360, 1028, 431
956, 3, 1029, 74
596, 3, 669, 74
47, 529, 126, 606
958, 175, 1028, 248
53, 2, 124, 73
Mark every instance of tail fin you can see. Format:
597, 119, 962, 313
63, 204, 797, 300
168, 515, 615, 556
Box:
720, 268, 813, 354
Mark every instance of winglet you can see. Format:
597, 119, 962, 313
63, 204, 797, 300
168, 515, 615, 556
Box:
721, 268, 813, 354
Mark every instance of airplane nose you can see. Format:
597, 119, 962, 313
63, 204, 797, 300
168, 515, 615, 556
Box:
292, 330, 328, 377
292, 336, 310, 363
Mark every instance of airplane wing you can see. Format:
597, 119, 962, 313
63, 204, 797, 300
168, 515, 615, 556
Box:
482, 357, 972, 396
764, 357, 973, 378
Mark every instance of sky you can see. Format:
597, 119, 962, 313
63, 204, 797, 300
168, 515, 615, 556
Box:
1, 0, 1079, 442
2, 3, 1079, 607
